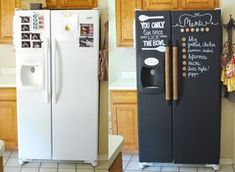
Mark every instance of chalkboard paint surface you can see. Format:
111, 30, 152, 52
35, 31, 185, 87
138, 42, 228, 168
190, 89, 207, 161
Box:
172, 11, 220, 79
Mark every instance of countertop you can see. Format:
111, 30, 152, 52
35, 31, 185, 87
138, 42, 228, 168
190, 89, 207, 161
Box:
109, 80, 136, 90
0, 68, 16, 87
95, 134, 124, 170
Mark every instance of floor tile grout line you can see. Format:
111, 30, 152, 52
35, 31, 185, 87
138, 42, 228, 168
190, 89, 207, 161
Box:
127, 153, 134, 170
123, 153, 133, 171
3, 151, 12, 167
38, 162, 42, 172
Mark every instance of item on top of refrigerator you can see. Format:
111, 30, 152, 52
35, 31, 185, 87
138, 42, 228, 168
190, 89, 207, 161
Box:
22, 41, 31, 48
21, 25, 30, 31
21, 33, 30, 39
21, 16, 30, 23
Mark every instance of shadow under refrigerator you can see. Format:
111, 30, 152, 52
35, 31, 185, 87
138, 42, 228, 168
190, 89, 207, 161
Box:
135, 10, 222, 168
14, 10, 99, 166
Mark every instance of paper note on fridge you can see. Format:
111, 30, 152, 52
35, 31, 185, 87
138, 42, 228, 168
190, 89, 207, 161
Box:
54, 12, 78, 41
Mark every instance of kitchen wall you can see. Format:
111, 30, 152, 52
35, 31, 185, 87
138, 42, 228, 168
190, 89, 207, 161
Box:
0, 45, 15, 68
220, 0, 235, 163
109, 0, 136, 83
109, 0, 235, 161
98, 0, 108, 158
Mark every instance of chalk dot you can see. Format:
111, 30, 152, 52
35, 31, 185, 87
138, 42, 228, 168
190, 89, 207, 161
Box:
182, 43, 186, 47
182, 48, 187, 53
182, 55, 187, 59
182, 73, 187, 77
196, 28, 200, 32
191, 28, 195, 32
182, 37, 186, 42
182, 61, 187, 65
182, 67, 187, 71
206, 27, 210, 32
201, 28, 205, 32
186, 28, 190, 32
181, 28, 184, 33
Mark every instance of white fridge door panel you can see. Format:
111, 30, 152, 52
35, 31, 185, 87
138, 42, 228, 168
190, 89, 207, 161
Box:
15, 10, 52, 160
51, 10, 99, 161
17, 92, 52, 160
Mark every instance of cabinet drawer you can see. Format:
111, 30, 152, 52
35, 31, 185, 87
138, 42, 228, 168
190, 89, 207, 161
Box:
0, 88, 16, 101
111, 90, 137, 104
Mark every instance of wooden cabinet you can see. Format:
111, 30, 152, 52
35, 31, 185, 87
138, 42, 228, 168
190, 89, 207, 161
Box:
143, 0, 178, 10
0, 88, 17, 150
111, 90, 138, 153
116, 0, 142, 47
46, 0, 97, 8
0, 0, 20, 44
109, 153, 123, 172
181, 0, 217, 9
116, 0, 220, 47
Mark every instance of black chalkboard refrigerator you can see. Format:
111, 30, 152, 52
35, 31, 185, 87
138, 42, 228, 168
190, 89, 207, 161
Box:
135, 10, 221, 169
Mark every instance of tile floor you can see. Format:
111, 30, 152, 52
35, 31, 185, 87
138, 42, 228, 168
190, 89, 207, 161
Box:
2, 150, 94, 172
122, 153, 235, 172
2, 151, 235, 172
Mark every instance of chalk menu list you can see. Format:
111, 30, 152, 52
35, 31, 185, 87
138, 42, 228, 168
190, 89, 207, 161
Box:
173, 12, 219, 79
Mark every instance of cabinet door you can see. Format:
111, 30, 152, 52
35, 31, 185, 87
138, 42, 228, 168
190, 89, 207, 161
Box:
60, 0, 97, 8
143, 0, 178, 10
181, 0, 216, 9
46, 0, 58, 8
116, 0, 142, 47
112, 104, 138, 152
0, 101, 17, 149
0, 0, 20, 43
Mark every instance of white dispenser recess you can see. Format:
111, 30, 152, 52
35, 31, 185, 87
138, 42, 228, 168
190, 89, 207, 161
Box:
17, 52, 44, 91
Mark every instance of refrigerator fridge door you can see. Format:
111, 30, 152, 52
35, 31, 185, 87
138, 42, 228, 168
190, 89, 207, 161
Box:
135, 11, 173, 162
15, 10, 52, 160
51, 10, 99, 163
171, 10, 221, 164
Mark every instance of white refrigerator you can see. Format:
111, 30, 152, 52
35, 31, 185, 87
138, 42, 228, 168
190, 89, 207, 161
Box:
14, 10, 99, 166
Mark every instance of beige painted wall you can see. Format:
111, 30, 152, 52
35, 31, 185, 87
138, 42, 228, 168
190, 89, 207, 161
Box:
98, 0, 108, 157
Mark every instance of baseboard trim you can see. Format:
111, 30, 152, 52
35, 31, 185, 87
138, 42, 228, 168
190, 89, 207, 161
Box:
219, 159, 233, 165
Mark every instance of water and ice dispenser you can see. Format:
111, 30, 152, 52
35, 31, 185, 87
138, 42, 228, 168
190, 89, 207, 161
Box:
139, 56, 164, 93
17, 53, 44, 91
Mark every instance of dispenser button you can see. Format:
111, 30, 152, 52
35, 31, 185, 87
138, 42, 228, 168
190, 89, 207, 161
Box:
150, 69, 155, 75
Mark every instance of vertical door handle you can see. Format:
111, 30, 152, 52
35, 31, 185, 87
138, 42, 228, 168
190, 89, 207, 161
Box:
173, 46, 178, 101
52, 38, 57, 104
45, 38, 50, 103
165, 46, 170, 100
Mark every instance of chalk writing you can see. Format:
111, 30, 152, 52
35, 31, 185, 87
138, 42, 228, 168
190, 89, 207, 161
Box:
186, 36, 214, 78
173, 13, 218, 28
138, 16, 167, 52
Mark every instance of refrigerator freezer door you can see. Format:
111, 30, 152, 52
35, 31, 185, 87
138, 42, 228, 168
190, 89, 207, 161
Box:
136, 11, 173, 162
51, 10, 99, 162
15, 10, 52, 160
172, 10, 221, 164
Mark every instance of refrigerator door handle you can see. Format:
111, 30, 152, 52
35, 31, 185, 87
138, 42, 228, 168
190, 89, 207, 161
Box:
45, 38, 50, 104
52, 38, 62, 105
173, 46, 178, 101
165, 46, 171, 100
52, 38, 57, 104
